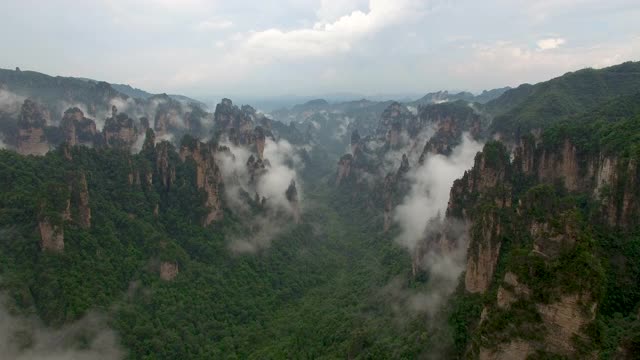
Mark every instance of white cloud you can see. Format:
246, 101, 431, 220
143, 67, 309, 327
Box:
536, 37, 565, 50
195, 19, 233, 31
316, 0, 368, 22
240, 0, 425, 60
157, 0, 427, 90
452, 36, 640, 89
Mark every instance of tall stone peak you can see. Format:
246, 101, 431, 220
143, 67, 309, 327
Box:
19, 99, 49, 128
179, 138, 224, 225
61, 107, 98, 147
16, 99, 50, 155
286, 179, 301, 224
104, 109, 139, 148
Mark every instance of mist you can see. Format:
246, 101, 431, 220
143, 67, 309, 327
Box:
0, 297, 123, 360
393, 133, 482, 252
385, 133, 482, 318
0, 88, 26, 114
217, 138, 303, 253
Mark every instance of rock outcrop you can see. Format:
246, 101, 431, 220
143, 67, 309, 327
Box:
382, 153, 410, 232
179, 140, 224, 225
16, 99, 50, 155
39, 218, 64, 252
71, 171, 91, 229
376, 102, 414, 148
153, 94, 185, 136
214, 98, 255, 145
155, 141, 176, 191
103, 105, 139, 149
159, 261, 179, 281
60, 107, 98, 147
464, 209, 503, 293
335, 154, 353, 186
254, 126, 266, 159
418, 102, 482, 160
286, 180, 300, 223
536, 294, 596, 356
446, 137, 630, 358
246, 154, 268, 185
479, 340, 533, 360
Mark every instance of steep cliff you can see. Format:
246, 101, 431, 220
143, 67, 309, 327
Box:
16, 99, 50, 155
420, 102, 483, 160
286, 180, 300, 223
152, 94, 185, 136
69, 170, 92, 229
214, 98, 255, 145
445, 126, 640, 358
38, 218, 64, 252
179, 139, 224, 225
103, 105, 139, 149
60, 107, 99, 147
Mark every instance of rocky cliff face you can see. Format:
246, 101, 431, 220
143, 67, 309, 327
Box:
16, 99, 50, 155
335, 154, 353, 186
286, 180, 300, 223
179, 140, 224, 225
334, 101, 488, 234
70, 171, 92, 229
443, 135, 637, 358
513, 136, 639, 229
60, 107, 99, 147
153, 95, 185, 136
383, 154, 410, 232
155, 141, 176, 191
418, 103, 482, 160
376, 102, 415, 148
254, 126, 266, 159
214, 99, 255, 145
103, 106, 139, 149
246, 154, 268, 185
39, 218, 64, 252
159, 261, 179, 281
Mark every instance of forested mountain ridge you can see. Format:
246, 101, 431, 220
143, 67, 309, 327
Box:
485, 61, 640, 139
0, 61, 639, 359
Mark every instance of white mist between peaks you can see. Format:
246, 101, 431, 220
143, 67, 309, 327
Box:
393, 133, 482, 252
218, 137, 303, 254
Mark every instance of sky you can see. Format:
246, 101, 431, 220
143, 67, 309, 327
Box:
1, 0, 639, 98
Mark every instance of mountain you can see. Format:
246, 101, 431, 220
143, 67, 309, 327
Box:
0, 68, 226, 154
408, 88, 511, 107
1, 62, 640, 359
486, 61, 640, 139
109, 83, 207, 108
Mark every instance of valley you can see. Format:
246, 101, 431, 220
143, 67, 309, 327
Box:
0, 62, 639, 359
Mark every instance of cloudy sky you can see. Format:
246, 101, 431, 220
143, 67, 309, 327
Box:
1, 0, 639, 98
